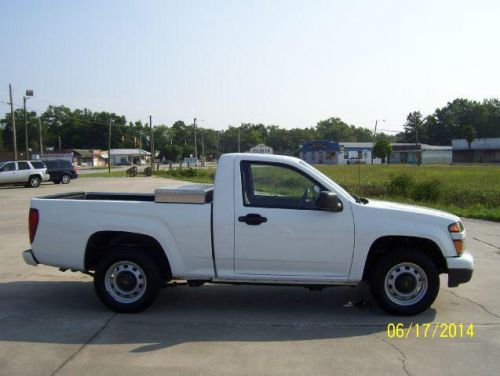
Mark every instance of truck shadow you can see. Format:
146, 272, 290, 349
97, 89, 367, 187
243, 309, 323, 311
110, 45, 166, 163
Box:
0, 280, 436, 351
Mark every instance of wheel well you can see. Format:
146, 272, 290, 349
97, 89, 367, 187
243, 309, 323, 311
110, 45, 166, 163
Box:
29, 174, 41, 179
362, 236, 447, 280
85, 231, 172, 281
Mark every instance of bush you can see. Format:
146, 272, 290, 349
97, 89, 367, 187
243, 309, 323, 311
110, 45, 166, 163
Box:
153, 168, 215, 183
412, 178, 442, 202
387, 174, 415, 196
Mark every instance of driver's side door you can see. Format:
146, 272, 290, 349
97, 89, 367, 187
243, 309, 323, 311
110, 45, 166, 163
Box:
234, 161, 355, 278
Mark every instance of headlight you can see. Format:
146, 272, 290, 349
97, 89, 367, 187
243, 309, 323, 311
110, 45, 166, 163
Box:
448, 221, 465, 255
448, 221, 464, 233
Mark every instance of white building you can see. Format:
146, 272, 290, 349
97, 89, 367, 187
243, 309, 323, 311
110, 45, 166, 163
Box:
249, 144, 273, 154
110, 149, 151, 165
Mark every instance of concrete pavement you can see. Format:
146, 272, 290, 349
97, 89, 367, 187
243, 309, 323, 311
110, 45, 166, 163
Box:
0, 177, 499, 376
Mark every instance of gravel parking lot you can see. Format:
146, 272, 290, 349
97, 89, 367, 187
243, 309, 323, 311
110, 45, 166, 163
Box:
1, 177, 499, 376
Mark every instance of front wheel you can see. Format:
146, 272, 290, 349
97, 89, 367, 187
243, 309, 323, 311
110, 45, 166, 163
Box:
94, 249, 162, 313
369, 249, 440, 315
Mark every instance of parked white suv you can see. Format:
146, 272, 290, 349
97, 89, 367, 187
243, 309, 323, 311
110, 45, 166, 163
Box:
0, 160, 50, 188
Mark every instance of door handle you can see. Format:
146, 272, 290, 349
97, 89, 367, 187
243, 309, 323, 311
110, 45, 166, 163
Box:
238, 213, 268, 226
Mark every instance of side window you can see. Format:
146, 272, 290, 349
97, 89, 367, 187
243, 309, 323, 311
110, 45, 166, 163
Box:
1, 162, 17, 172
31, 161, 45, 169
45, 161, 57, 169
241, 162, 324, 210
18, 162, 31, 170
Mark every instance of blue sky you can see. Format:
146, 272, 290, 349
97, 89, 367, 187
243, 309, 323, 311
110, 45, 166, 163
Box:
1, 0, 499, 132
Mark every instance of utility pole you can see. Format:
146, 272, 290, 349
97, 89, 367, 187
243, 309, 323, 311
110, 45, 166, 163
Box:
58, 135, 62, 152
415, 122, 420, 166
150, 115, 154, 169
193, 118, 198, 159
38, 117, 43, 157
108, 118, 112, 173
23, 90, 33, 159
201, 129, 205, 159
23, 96, 28, 159
371, 120, 378, 165
216, 131, 220, 159
238, 124, 241, 153
8, 84, 17, 160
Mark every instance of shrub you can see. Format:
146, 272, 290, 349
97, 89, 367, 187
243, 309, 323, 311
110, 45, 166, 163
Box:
387, 174, 415, 196
412, 178, 442, 202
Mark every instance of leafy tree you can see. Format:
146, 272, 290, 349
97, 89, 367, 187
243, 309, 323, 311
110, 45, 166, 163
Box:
463, 125, 477, 162
372, 140, 392, 163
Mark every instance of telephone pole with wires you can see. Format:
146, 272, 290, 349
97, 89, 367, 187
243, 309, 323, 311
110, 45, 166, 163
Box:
23, 90, 33, 159
150, 115, 154, 169
108, 118, 112, 173
38, 117, 43, 157
8, 84, 17, 160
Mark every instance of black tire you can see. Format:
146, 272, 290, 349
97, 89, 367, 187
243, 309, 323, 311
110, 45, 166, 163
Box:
369, 249, 440, 316
28, 175, 41, 188
61, 174, 71, 184
94, 248, 162, 313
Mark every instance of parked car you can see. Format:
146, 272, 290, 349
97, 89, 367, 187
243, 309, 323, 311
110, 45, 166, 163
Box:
23, 153, 473, 315
115, 160, 132, 166
43, 159, 78, 184
0, 160, 50, 188
347, 157, 367, 164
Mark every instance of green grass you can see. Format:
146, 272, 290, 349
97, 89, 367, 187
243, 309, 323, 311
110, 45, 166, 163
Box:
154, 164, 500, 221
79, 171, 128, 178
316, 164, 500, 221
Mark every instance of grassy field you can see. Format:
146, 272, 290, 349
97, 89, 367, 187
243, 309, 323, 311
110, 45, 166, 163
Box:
79, 171, 128, 178
154, 164, 500, 221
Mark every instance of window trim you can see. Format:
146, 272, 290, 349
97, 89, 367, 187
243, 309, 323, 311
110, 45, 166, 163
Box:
240, 160, 328, 211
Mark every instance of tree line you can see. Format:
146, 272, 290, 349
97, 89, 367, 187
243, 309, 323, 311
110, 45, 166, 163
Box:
1, 98, 498, 161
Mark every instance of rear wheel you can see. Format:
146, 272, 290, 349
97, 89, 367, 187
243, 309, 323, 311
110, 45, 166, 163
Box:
369, 249, 440, 315
61, 174, 71, 184
94, 249, 162, 313
28, 175, 41, 188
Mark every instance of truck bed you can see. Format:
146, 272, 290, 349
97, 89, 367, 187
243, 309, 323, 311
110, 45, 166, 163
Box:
30, 192, 215, 277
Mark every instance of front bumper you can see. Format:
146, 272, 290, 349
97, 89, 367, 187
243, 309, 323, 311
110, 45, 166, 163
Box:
23, 249, 39, 266
447, 251, 474, 287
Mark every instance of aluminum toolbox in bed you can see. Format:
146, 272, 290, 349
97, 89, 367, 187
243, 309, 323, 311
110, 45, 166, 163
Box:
154, 184, 214, 204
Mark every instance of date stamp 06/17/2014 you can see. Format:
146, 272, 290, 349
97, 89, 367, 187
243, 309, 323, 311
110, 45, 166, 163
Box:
387, 323, 475, 339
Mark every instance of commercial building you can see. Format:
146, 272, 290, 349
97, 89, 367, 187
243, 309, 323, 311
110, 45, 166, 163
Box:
110, 148, 151, 165
300, 140, 452, 165
249, 144, 273, 154
299, 140, 380, 165
73, 149, 107, 167
389, 144, 452, 165
452, 138, 500, 163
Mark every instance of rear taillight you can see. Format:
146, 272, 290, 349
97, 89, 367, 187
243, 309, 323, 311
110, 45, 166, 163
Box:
29, 208, 39, 243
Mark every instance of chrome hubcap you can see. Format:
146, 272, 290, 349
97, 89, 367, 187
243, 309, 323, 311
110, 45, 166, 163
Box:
104, 261, 147, 304
384, 262, 427, 306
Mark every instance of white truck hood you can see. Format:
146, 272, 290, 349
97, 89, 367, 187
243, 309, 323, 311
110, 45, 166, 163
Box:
362, 199, 460, 224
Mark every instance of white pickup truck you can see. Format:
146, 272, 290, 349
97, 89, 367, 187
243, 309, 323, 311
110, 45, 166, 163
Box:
23, 153, 474, 315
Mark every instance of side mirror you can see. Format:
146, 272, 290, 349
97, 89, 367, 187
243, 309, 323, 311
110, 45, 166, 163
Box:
316, 191, 343, 212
